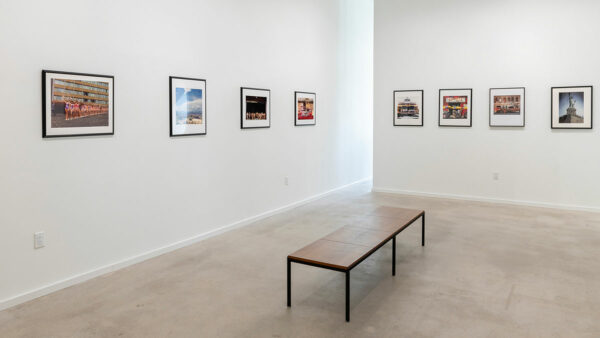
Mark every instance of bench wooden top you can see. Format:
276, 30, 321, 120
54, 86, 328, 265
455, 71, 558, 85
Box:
288, 207, 424, 271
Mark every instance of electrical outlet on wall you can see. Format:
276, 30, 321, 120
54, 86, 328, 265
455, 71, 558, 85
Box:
493, 172, 500, 181
34, 232, 45, 249
284, 176, 289, 186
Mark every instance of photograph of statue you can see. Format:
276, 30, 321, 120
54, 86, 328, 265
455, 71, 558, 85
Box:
558, 92, 584, 123
551, 86, 592, 129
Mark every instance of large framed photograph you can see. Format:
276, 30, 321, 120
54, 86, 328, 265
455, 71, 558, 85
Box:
294, 91, 316, 126
393, 90, 423, 126
170, 76, 206, 136
241, 87, 270, 129
439, 89, 472, 127
489, 87, 525, 127
42, 70, 114, 137
551, 86, 593, 129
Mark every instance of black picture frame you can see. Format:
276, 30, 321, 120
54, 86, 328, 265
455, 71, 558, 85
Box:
169, 76, 207, 137
240, 87, 271, 129
42, 70, 114, 138
551, 86, 593, 129
393, 89, 424, 126
438, 88, 473, 127
294, 91, 316, 126
489, 87, 526, 127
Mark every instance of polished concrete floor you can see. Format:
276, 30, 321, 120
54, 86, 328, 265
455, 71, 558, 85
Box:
2, 182, 600, 337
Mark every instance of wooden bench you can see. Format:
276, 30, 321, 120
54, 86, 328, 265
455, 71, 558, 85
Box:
286, 207, 425, 322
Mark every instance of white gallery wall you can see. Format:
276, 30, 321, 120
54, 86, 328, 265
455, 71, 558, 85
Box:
0, 0, 373, 308
374, 0, 600, 211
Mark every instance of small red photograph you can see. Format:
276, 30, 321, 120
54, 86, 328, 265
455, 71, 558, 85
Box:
297, 97, 314, 120
493, 95, 521, 115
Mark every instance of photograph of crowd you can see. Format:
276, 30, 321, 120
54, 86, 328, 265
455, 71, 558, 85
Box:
241, 87, 270, 129
442, 96, 468, 119
246, 96, 267, 120
439, 89, 472, 127
43, 70, 114, 137
50, 79, 110, 128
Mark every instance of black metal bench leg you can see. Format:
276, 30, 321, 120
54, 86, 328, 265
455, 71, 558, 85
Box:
345, 271, 350, 322
392, 236, 396, 276
287, 258, 291, 307
422, 213, 425, 247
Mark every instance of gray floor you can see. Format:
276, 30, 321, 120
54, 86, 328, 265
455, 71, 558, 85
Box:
2, 182, 600, 337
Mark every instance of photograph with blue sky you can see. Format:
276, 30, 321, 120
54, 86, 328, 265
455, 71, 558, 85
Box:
559, 92, 584, 118
175, 87, 203, 125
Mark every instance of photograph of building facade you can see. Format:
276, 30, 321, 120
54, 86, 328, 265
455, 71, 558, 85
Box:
294, 91, 316, 126
50, 78, 109, 128
493, 95, 521, 115
4, 2, 600, 338
393, 90, 423, 126
396, 97, 419, 118
442, 96, 468, 119
297, 97, 314, 120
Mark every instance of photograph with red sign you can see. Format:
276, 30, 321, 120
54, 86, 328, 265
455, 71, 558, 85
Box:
442, 96, 468, 119
489, 87, 525, 127
438, 89, 472, 127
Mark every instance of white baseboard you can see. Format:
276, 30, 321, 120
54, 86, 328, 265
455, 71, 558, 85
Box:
372, 186, 600, 213
0, 177, 372, 312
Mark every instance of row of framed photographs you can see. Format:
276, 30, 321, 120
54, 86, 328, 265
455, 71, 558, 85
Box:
393, 86, 593, 129
42, 70, 317, 138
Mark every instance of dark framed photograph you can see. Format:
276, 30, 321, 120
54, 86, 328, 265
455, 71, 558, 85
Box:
489, 87, 525, 127
241, 87, 270, 129
170, 76, 206, 136
439, 88, 472, 127
42, 70, 114, 137
393, 90, 423, 126
294, 91, 316, 126
551, 86, 593, 129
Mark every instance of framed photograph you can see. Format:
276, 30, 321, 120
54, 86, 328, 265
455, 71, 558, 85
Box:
439, 89, 472, 127
489, 87, 525, 127
42, 70, 114, 137
241, 87, 270, 129
393, 90, 423, 126
294, 91, 316, 126
170, 76, 206, 136
551, 86, 593, 129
